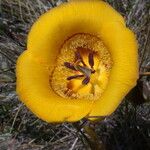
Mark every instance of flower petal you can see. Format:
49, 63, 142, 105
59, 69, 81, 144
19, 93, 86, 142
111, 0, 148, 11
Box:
16, 51, 94, 122
27, 0, 125, 64
88, 22, 138, 117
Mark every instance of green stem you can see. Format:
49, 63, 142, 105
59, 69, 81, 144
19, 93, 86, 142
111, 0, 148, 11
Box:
73, 121, 105, 150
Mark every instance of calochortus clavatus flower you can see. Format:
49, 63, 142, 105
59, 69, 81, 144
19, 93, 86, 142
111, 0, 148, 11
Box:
16, 0, 138, 122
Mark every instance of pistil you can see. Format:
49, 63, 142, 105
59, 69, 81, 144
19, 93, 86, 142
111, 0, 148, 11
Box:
64, 48, 96, 85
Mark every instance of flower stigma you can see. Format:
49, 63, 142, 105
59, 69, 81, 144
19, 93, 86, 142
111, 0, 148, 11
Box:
51, 34, 113, 100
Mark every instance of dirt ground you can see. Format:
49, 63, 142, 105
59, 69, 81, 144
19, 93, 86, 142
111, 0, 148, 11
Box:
0, 0, 150, 150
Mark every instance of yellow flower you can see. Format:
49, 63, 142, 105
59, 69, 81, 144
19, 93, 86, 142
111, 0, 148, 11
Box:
16, 0, 138, 122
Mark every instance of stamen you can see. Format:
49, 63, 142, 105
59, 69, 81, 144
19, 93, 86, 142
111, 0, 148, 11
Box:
91, 70, 96, 74
75, 65, 92, 77
82, 76, 90, 85
64, 62, 76, 70
75, 51, 86, 66
67, 74, 84, 80
88, 52, 94, 68
64, 50, 96, 87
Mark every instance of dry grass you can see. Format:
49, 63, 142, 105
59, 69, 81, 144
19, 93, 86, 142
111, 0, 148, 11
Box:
0, 0, 150, 150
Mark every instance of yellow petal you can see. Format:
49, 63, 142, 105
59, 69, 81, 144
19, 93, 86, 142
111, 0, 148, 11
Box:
16, 51, 93, 122
89, 22, 138, 118
27, 0, 125, 64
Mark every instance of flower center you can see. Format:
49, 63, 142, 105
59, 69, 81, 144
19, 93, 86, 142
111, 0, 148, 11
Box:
64, 47, 96, 85
50, 34, 113, 100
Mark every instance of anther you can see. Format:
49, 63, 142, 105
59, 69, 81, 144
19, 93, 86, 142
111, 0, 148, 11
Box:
75, 50, 86, 66
82, 76, 90, 85
88, 52, 94, 68
67, 74, 84, 80
64, 62, 76, 70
